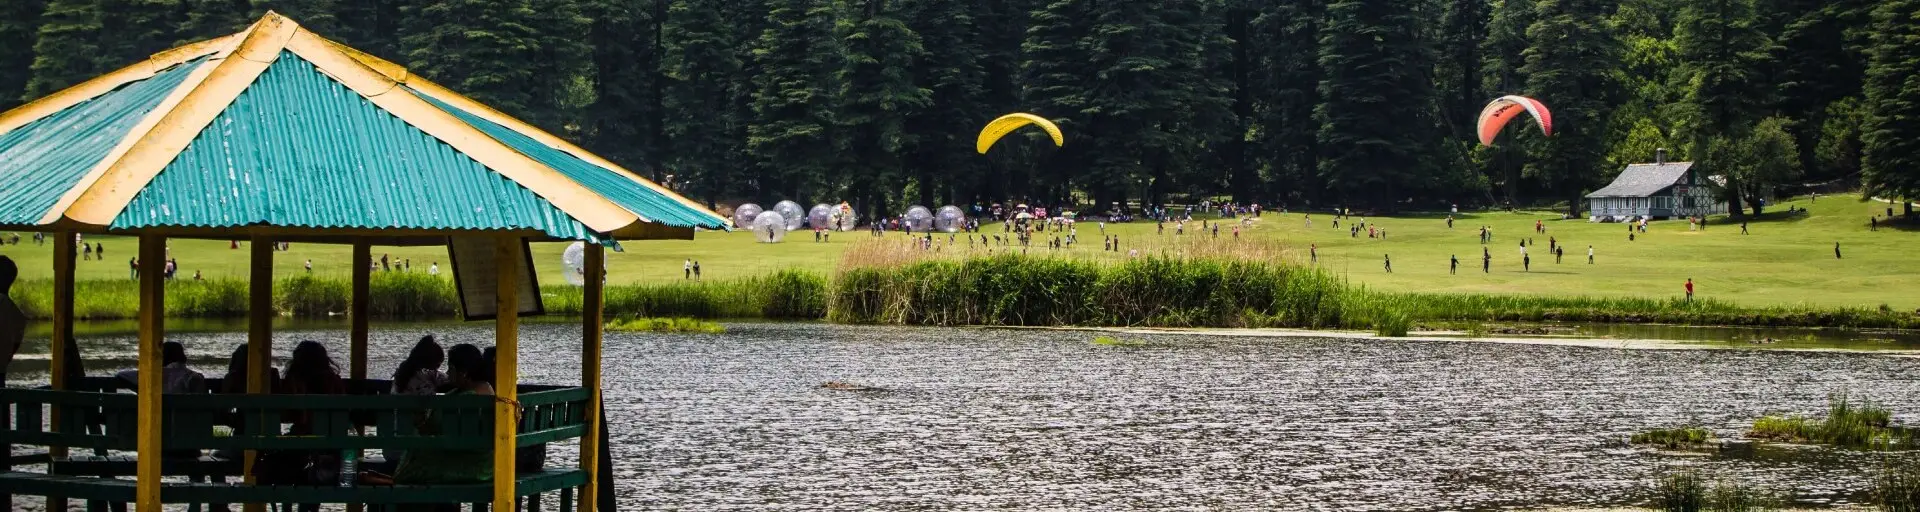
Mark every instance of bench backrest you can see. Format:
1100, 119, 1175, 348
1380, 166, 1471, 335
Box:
3, 383, 591, 453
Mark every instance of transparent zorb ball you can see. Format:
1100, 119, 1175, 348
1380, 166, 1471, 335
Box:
935, 205, 966, 233
808, 204, 834, 230
752, 211, 788, 243
904, 206, 934, 232
732, 203, 763, 229
773, 200, 806, 231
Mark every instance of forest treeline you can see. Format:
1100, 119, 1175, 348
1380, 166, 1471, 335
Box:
1, 0, 1916, 216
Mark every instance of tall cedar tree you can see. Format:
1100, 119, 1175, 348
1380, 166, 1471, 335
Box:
401, 0, 542, 122
1017, 0, 1087, 203
1316, 0, 1441, 209
26, 0, 103, 100
1521, 0, 1619, 217
1436, 0, 1488, 140
1770, 0, 1872, 181
178, 0, 254, 44
746, 0, 838, 200
662, 0, 741, 205
523, 0, 592, 132
1253, 0, 1325, 203
973, 0, 1036, 202
1480, 0, 1535, 203
1862, 0, 1920, 212
584, 0, 664, 179
898, 0, 985, 206
96, 0, 182, 71
252, 0, 339, 34
1220, 0, 1259, 203
1675, 0, 1772, 215
0, 0, 46, 109
333, 0, 406, 59
837, 0, 931, 206
1165, 0, 1236, 204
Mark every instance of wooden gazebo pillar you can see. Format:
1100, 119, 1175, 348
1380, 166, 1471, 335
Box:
350, 242, 371, 384
243, 237, 273, 512
135, 234, 167, 511
46, 231, 75, 512
580, 243, 605, 512
493, 237, 521, 511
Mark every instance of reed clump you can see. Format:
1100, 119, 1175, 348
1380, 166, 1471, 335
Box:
1631, 427, 1714, 449
1747, 393, 1913, 450
1876, 461, 1920, 511
605, 317, 725, 334
1652, 471, 1778, 512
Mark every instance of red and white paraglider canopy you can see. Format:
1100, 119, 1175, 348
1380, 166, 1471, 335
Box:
1476, 95, 1553, 146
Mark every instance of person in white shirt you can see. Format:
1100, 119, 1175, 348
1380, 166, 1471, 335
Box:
429, 262, 440, 276
116, 341, 206, 394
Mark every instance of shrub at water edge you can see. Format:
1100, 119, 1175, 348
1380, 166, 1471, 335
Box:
1747, 393, 1914, 450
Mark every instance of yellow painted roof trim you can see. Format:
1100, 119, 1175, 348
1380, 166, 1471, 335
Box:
0, 34, 236, 137
328, 41, 729, 227
57, 16, 296, 226
280, 30, 645, 234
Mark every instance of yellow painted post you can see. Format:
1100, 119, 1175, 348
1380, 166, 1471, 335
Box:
48, 232, 75, 512
349, 242, 370, 512
50, 231, 74, 451
244, 237, 273, 512
579, 243, 605, 512
136, 235, 167, 511
493, 237, 521, 511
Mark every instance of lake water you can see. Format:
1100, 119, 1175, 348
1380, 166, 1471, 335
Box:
9, 322, 1920, 509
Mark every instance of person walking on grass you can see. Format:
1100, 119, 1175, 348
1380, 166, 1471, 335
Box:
1384, 254, 1392, 273
1835, 242, 1842, 259
1310, 244, 1317, 264
1684, 278, 1694, 302
1555, 246, 1563, 264
1482, 248, 1491, 273
684, 259, 691, 280
1450, 254, 1458, 275
1523, 253, 1530, 272
693, 261, 702, 280
1587, 245, 1594, 264
1741, 221, 1748, 235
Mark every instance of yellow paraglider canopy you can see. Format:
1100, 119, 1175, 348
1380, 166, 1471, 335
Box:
977, 113, 1065, 154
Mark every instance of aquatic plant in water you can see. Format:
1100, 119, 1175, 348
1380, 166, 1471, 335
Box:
1877, 461, 1920, 512
1747, 393, 1914, 450
1652, 471, 1777, 512
1632, 427, 1714, 449
605, 317, 725, 334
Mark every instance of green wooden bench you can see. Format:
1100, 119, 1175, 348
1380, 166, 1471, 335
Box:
2, 383, 594, 509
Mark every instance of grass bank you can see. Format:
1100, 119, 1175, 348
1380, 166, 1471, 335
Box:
11, 270, 826, 321
16, 252, 1918, 332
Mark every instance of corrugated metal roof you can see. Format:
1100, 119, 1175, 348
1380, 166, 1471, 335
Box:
409, 90, 729, 230
111, 52, 602, 241
0, 58, 205, 227
1587, 162, 1695, 198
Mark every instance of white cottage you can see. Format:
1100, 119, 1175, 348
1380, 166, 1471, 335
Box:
1585, 149, 1725, 220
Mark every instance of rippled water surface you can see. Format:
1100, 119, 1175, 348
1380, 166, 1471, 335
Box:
14, 322, 1920, 509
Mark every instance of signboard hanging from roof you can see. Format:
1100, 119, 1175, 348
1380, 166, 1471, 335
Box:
447, 236, 545, 320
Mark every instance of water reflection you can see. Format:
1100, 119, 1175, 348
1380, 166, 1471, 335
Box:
9, 322, 1919, 509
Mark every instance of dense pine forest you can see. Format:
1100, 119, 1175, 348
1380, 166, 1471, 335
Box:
1, 0, 1916, 217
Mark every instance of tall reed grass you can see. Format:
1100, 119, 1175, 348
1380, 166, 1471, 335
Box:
1747, 393, 1914, 450
1877, 461, 1920, 511
1652, 471, 1777, 512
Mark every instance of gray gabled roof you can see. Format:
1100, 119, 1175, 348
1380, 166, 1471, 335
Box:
1586, 162, 1695, 198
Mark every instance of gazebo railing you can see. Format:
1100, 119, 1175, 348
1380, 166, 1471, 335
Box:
0, 382, 594, 507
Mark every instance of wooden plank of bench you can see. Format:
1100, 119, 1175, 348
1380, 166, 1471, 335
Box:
0, 472, 136, 502
50, 456, 243, 476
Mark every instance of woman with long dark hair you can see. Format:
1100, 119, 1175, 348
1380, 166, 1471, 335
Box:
220, 343, 278, 395
391, 343, 495, 491
390, 335, 446, 395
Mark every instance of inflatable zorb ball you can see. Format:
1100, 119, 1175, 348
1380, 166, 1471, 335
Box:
732, 203, 763, 229
808, 204, 834, 230
935, 205, 966, 233
833, 207, 859, 231
752, 211, 788, 243
773, 200, 806, 231
904, 206, 934, 232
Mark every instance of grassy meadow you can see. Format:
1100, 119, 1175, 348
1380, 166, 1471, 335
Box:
0, 194, 1914, 313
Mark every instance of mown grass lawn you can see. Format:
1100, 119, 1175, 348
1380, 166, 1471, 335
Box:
1, 195, 1913, 310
